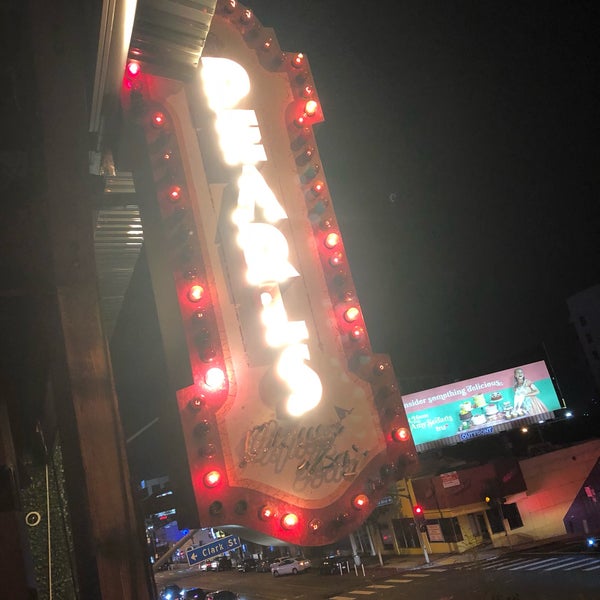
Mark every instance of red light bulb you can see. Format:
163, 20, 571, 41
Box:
169, 185, 181, 201
344, 306, 360, 323
304, 100, 318, 116
188, 284, 204, 302
350, 326, 364, 341
329, 252, 343, 267
311, 181, 325, 195
352, 494, 369, 510
392, 427, 410, 442
152, 112, 166, 128
126, 61, 141, 77
205, 367, 225, 389
302, 85, 314, 98
281, 513, 299, 529
291, 53, 304, 68
324, 232, 340, 249
259, 506, 273, 520
203, 470, 221, 488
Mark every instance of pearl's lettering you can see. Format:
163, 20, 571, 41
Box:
201, 57, 323, 416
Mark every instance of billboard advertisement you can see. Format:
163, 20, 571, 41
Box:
402, 360, 562, 452
121, 0, 417, 545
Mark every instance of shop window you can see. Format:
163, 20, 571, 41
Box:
392, 518, 420, 549
427, 518, 463, 543
503, 503, 523, 529
487, 503, 523, 533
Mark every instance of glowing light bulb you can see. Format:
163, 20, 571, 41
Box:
152, 112, 166, 128
188, 284, 204, 302
203, 470, 221, 488
324, 232, 340, 249
205, 367, 225, 389
304, 100, 318, 116
281, 513, 298, 529
291, 53, 304, 68
259, 506, 273, 520
126, 61, 141, 77
169, 185, 181, 201
344, 306, 360, 322
352, 494, 369, 510
392, 427, 410, 442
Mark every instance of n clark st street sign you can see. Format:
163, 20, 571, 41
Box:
186, 535, 242, 566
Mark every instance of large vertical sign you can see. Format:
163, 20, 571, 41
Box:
122, 0, 416, 545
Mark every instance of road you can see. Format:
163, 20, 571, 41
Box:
155, 542, 600, 599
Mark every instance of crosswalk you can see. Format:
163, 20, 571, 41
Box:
461, 554, 600, 573
328, 570, 441, 599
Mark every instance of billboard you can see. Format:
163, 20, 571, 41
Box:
121, 1, 416, 546
402, 360, 563, 452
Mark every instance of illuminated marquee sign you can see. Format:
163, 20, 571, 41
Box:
122, 0, 416, 545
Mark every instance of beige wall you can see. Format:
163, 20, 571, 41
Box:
497, 439, 600, 545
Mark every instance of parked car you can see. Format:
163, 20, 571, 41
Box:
204, 591, 239, 600
319, 555, 351, 575
159, 584, 182, 600
268, 557, 287, 569
181, 588, 207, 600
271, 557, 311, 577
210, 556, 232, 571
237, 557, 258, 572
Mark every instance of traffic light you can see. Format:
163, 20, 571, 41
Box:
413, 505, 427, 532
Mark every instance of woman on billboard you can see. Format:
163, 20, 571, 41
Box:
512, 367, 549, 416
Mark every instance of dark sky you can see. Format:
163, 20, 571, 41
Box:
243, 0, 599, 410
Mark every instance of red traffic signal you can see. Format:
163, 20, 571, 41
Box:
413, 504, 424, 516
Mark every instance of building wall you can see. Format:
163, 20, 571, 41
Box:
499, 439, 600, 545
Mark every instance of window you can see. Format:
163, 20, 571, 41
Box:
486, 502, 523, 533
392, 518, 420, 549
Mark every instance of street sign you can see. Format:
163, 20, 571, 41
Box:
186, 535, 242, 566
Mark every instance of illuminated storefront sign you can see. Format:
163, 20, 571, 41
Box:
402, 360, 562, 452
201, 57, 322, 417
122, 0, 417, 545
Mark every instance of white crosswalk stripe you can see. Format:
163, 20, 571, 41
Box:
366, 584, 394, 588
426, 567, 448, 572
385, 578, 413, 583
470, 554, 600, 573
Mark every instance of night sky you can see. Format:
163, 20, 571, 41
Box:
242, 0, 599, 410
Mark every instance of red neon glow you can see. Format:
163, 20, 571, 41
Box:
188, 284, 205, 302
294, 114, 306, 128
392, 427, 410, 442
414, 505, 423, 515
151, 112, 166, 128
203, 470, 221, 488
324, 232, 340, 249
281, 513, 299, 529
344, 306, 360, 323
291, 53, 304, 68
126, 61, 141, 77
352, 494, 369, 509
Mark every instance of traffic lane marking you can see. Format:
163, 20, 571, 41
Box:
366, 584, 394, 588
385, 579, 413, 583
348, 591, 376, 595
